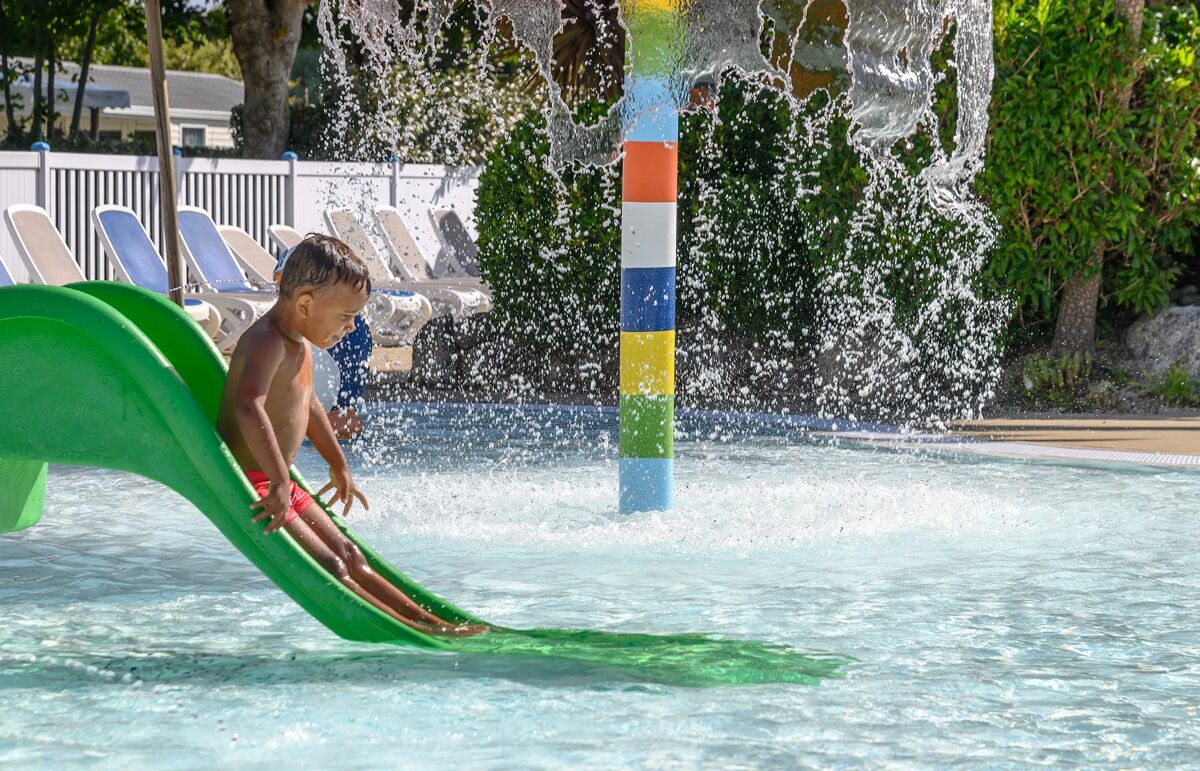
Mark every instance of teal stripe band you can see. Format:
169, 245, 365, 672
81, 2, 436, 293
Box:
623, 76, 680, 143
619, 457, 672, 513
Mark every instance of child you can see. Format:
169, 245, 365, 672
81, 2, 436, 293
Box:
217, 234, 483, 637
272, 247, 368, 441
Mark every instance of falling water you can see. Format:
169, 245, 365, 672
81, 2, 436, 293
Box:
315, 0, 1008, 426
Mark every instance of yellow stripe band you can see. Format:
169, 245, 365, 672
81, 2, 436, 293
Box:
619, 330, 675, 396
622, 0, 676, 12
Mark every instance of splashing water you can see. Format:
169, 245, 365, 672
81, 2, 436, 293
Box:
315, 0, 1008, 425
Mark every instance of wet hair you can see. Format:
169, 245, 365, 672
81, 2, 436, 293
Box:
277, 234, 371, 298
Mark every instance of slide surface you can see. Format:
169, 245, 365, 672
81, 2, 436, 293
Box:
0, 283, 847, 685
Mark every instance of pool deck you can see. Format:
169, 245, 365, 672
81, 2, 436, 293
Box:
921, 416, 1200, 469
952, 417, 1200, 455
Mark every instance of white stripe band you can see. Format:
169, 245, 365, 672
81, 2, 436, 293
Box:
621, 202, 677, 269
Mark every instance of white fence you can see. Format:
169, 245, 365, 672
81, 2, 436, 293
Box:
0, 149, 480, 284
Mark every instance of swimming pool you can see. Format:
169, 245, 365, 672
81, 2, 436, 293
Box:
2, 404, 1198, 767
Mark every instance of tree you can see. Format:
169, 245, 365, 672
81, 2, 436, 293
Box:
69, 2, 114, 139
228, 0, 312, 158
983, 1, 1199, 351
1050, 0, 1145, 355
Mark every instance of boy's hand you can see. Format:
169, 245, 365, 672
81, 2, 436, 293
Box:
318, 465, 369, 517
250, 482, 292, 534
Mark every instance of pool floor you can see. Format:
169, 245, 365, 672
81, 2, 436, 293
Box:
1, 404, 1198, 767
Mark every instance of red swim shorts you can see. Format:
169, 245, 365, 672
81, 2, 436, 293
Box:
245, 470, 314, 525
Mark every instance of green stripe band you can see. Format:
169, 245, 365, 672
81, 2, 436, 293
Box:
619, 394, 675, 459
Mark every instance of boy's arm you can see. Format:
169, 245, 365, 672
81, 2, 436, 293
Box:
306, 393, 348, 470
308, 394, 369, 515
233, 333, 291, 485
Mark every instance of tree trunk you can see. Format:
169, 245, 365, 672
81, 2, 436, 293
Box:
1050, 251, 1103, 355
1049, 0, 1145, 356
46, 41, 56, 140
229, 0, 309, 158
0, 0, 18, 139
0, 50, 14, 139
31, 29, 45, 140
70, 11, 101, 139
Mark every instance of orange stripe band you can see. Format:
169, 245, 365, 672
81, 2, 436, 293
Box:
623, 141, 678, 202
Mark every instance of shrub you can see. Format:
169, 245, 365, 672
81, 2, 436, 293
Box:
982, 1, 1200, 334
474, 108, 621, 357
1142, 362, 1200, 406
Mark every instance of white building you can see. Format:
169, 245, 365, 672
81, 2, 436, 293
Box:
4, 59, 242, 150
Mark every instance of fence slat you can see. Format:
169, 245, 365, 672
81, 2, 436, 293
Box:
0, 150, 477, 281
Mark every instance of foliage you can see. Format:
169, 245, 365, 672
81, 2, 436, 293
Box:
475, 106, 621, 355
0, 0, 241, 144
162, 35, 241, 80
1022, 352, 1093, 392
1141, 362, 1200, 406
1016, 351, 1098, 408
982, 1, 1200, 333
476, 77, 1001, 382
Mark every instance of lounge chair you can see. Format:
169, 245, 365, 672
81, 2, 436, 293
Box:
218, 224, 382, 390
268, 223, 303, 253
177, 206, 280, 297
5, 203, 222, 340
372, 205, 492, 311
92, 205, 265, 353
179, 207, 432, 348
323, 208, 487, 321
429, 207, 483, 278
218, 224, 277, 286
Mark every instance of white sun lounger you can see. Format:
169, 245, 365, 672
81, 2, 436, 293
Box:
372, 205, 492, 312
5, 203, 222, 341
323, 208, 488, 322
218, 224, 277, 286
268, 223, 304, 253
92, 205, 266, 353
180, 207, 432, 348
429, 208, 483, 278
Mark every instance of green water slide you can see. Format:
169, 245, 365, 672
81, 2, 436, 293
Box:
0, 283, 848, 685
0, 282, 478, 647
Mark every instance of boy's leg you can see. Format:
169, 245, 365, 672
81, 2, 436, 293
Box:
295, 500, 453, 628
283, 513, 438, 632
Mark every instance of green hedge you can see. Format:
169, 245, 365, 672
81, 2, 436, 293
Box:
981, 1, 1200, 333
476, 4, 1200, 364
475, 108, 622, 357
475, 82, 997, 365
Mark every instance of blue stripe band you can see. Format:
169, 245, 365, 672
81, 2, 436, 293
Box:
623, 76, 679, 143
621, 267, 676, 333
619, 457, 673, 513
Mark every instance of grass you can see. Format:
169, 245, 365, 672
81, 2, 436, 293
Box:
1140, 362, 1200, 406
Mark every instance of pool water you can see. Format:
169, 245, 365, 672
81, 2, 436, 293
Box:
2, 404, 1199, 767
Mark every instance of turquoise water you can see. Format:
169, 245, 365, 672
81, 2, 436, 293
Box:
2, 404, 1199, 767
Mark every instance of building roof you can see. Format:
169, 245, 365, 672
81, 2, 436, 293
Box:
13, 58, 243, 116
11, 76, 131, 109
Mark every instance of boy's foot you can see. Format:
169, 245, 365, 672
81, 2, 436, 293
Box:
431, 623, 491, 638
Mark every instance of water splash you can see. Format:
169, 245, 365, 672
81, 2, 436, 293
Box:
315, 0, 1006, 424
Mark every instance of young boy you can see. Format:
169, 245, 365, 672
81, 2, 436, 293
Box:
271, 247, 368, 441
218, 235, 483, 637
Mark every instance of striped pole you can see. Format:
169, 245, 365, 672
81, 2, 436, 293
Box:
619, 0, 679, 513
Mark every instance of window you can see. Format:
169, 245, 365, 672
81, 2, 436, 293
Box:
181, 126, 207, 148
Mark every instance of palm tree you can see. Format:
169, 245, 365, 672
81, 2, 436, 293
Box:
494, 0, 624, 105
